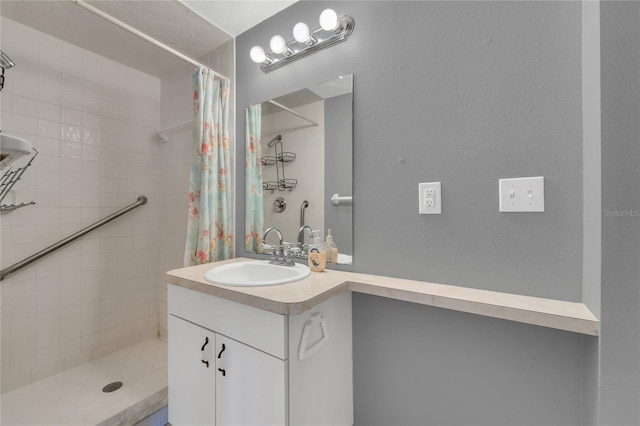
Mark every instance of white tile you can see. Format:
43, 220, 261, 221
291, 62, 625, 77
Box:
81, 143, 101, 161
62, 107, 82, 126
92, 340, 118, 359
1, 92, 14, 112
61, 140, 81, 159
62, 44, 83, 79
37, 171, 61, 191
39, 84, 62, 105
82, 128, 100, 145
60, 156, 82, 174
80, 175, 100, 192
31, 359, 64, 382
59, 337, 82, 359
37, 137, 61, 155
36, 343, 59, 367
39, 102, 61, 122
38, 152, 61, 172
39, 119, 61, 139
82, 52, 102, 83
13, 114, 38, 135
1, 111, 13, 130
37, 326, 59, 349
62, 90, 82, 110
62, 124, 81, 142
13, 96, 39, 117
39, 67, 63, 91
60, 191, 82, 208
63, 74, 82, 95
83, 80, 100, 100
82, 96, 101, 114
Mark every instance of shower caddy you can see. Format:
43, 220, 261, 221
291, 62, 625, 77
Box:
261, 135, 297, 192
0, 148, 38, 212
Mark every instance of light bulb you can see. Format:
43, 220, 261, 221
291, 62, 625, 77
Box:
249, 46, 266, 63
293, 22, 311, 43
319, 8, 338, 31
270, 35, 287, 54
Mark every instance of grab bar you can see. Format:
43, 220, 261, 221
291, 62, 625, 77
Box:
0, 195, 148, 281
300, 200, 309, 228
331, 194, 352, 205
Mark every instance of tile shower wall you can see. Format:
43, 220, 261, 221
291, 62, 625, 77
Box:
157, 42, 234, 341
261, 101, 325, 243
0, 18, 161, 392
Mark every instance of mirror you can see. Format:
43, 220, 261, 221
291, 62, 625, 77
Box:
245, 74, 353, 265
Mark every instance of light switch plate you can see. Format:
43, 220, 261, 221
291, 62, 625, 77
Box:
499, 176, 544, 212
419, 182, 441, 214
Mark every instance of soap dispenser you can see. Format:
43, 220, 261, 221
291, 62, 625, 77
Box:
308, 231, 326, 272
324, 229, 338, 264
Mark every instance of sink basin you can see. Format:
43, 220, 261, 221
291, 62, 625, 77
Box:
203, 261, 311, 287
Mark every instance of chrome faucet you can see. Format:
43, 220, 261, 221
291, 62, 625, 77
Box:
297, 225, 314, 256
262, 227, 294, 266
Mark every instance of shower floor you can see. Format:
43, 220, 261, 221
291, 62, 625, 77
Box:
1, 338, 167, 426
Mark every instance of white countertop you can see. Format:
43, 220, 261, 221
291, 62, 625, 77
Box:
167, 257, 599, 336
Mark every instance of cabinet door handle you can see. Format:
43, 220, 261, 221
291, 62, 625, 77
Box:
201, 336, 209, 368
217, 343, 226, 376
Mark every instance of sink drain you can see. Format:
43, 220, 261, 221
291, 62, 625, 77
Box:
102, 381, 123, 393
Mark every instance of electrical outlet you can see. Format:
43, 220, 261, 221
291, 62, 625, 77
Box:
419, 182, 441, 214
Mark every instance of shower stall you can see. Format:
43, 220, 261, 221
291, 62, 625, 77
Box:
0, 1, 234, 423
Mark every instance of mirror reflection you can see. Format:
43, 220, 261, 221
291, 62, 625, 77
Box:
245, 74, 353, 265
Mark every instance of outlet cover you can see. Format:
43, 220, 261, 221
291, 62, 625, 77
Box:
419, 182, 441, 214
499, 176, 544, 212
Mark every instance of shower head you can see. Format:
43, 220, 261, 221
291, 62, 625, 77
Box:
0, 51, 15, 69
267, 135, 282, 147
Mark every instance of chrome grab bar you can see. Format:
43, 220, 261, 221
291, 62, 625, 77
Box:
0, 195, 148, 281
300, 200, 309, 228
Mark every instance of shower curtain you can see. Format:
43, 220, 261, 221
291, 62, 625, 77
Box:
184, 67, 232, 266
245, 104, 264, 252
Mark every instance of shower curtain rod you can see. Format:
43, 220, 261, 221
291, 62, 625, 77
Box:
155, 119, 193, 142
267, 100, 319, 126
72, 0, 230, 81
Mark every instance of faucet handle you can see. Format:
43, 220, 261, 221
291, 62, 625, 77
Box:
288, 246, 302, 258
261, 243, 276, 254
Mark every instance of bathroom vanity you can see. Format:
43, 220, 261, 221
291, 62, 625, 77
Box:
167, 272, 352, 426
167, 258, 599, 425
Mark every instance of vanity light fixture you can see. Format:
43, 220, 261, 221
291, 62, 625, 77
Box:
249, 8, 354, 73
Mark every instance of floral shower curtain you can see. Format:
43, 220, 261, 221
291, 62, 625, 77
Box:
184, 67, 232, 266
244, 104, 264, 252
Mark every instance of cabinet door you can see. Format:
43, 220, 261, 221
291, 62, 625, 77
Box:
168, 315, 217, 426
216, 336, 287, 426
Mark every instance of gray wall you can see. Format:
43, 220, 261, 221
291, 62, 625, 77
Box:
325, 93, 353, 255
236, 1, 587, 424
599, 2, 640, 424
353, 295, 583, 426
236, 1, 583, 301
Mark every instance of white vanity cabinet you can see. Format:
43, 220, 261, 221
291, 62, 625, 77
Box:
167, 284, 353, 426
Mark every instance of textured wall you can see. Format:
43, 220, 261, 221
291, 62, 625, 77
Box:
236, 1, 583, 301
325, 93, 353, 255
599, 2, 640, 424
236, 1, 585, 424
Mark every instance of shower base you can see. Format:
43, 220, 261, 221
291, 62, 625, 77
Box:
1, 338, 167, 426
